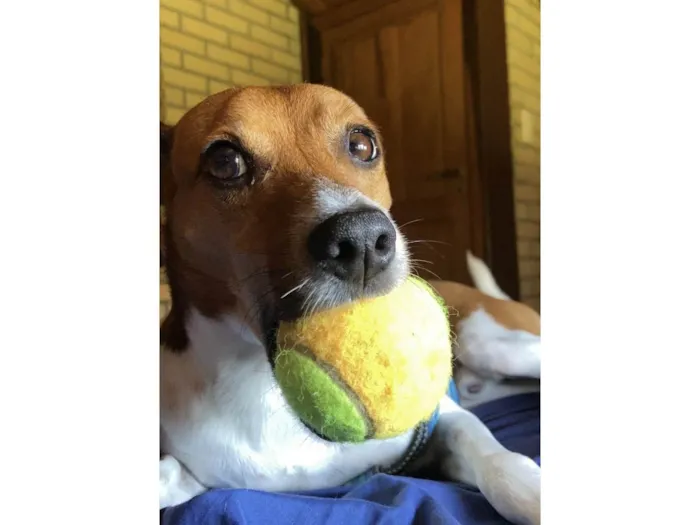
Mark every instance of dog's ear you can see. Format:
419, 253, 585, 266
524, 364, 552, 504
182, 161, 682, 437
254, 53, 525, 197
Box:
160, 122, 174, 268
160, 122, 174, 206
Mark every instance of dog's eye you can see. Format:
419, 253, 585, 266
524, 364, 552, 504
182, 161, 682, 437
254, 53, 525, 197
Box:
348, 128, 378, 163
204, 142, 248, 183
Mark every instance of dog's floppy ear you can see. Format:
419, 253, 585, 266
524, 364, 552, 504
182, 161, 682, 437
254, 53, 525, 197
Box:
160, 122, 174, 206
160, 122, 173, 268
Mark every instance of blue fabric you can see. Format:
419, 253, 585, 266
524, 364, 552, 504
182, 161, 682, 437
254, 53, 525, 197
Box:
161, 392, 539, 525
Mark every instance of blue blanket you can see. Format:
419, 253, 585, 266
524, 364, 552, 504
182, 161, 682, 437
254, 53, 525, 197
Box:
161, 393, 540, 525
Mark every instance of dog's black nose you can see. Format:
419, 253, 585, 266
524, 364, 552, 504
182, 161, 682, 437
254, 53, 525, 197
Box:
308, 209, 397, 284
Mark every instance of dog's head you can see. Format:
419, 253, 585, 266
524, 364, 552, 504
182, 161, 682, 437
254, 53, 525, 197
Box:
161, 85, 409, 353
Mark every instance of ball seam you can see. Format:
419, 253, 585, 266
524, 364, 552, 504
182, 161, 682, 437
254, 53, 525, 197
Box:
287, 344, 376, 440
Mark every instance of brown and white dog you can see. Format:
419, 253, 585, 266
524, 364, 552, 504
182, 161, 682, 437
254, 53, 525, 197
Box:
159, 84, 541, 525
430, 252, 540, 410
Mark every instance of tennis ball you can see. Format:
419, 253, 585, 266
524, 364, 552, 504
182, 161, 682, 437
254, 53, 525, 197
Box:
274, 276, 452, 443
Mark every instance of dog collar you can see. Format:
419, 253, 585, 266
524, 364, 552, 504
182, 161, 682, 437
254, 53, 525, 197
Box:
344, 379, 459, 485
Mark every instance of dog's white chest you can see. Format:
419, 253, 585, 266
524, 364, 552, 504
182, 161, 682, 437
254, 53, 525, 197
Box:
160, 311, 413, 492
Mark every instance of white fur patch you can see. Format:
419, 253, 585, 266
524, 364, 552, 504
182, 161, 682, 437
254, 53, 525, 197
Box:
160, 310, 413, 506
454, 308, 541, 380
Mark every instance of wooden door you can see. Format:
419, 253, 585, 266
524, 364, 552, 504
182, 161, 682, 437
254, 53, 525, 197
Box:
320, 0, 479, 283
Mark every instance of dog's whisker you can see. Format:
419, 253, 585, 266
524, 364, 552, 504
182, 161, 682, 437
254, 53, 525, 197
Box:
280, 278, 310, 300
397, 218, 425, 230
410, 258, 435, 266
406, 238, 450, 247
410, 262, 442, 281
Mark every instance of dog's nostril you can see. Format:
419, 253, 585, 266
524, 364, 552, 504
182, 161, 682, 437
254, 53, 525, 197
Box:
336, 240, 356, 261
375, 234, 389, 253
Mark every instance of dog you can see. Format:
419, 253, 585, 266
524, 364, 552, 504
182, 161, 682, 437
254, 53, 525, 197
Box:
159, 84, 541, 525
430, 252, 541, 409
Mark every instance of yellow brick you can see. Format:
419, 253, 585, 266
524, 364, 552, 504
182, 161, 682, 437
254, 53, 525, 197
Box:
251, 58, 288, 83
270, 49, 301, 71
269, 15, 299, 39
520, 278, 539, 297
182, 16, 228, 44
288, 70, 303, 84
510, 107, 520, 127
517, 16, 539, 40
289, 39, 301, 57
515, 203, 529, 221
183, 53, 229, 81
251, 25, 288, 50
231, 69, 271, 87
204, 0, 226, 6
209, 79, 232, 94
204, 6, 249, 34
514, 163, 540, 184
511, 89, 540, 113
288, 5, 299, 23
506, 27, 532, 55
160, 46, 182, 67
160, 7, 180, 29
207, 43, 249, 69
161, 0, 203, 18
165, 105, 187, 125
161, 27, 205, 54
517, 221, 539, 240
507, 47, 537, 74
509, 68, 539, 90
504, 3, 519, 26
254, 0, 287, 17
230, 32, 273, 60
519, 259, 539, 278
162, 66, 207, 92
164, 87, 185, 107
228, 0, 269, 25
518, 4, 540, 26
186, 91, 207, 108
507, 0, 528, 10
516, 240, 528, 258
514, 146, 539, 168
514, 183, 539, 203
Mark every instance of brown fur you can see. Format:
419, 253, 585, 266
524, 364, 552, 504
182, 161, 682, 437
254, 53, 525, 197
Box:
160, 85, 393, 351
428, 280, 541, 336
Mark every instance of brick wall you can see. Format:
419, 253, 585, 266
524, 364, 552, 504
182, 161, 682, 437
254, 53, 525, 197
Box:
159, 0, 303, 126
504, 0, 540, 311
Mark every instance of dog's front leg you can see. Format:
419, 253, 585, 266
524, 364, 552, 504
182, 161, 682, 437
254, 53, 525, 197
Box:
160, 455, 207, 509
432, 396, 541, 525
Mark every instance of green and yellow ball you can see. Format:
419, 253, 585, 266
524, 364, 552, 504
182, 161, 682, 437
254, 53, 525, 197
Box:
274, 276, 452, 443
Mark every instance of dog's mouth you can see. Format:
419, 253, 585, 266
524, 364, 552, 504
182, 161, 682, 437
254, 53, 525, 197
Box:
261, 273, 399, 359
260, 287, 306, 365
260, 295, 339, 442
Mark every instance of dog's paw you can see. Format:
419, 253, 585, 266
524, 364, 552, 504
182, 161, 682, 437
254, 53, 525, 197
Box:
477, 452, 541, 525
160, 455, 206, 509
